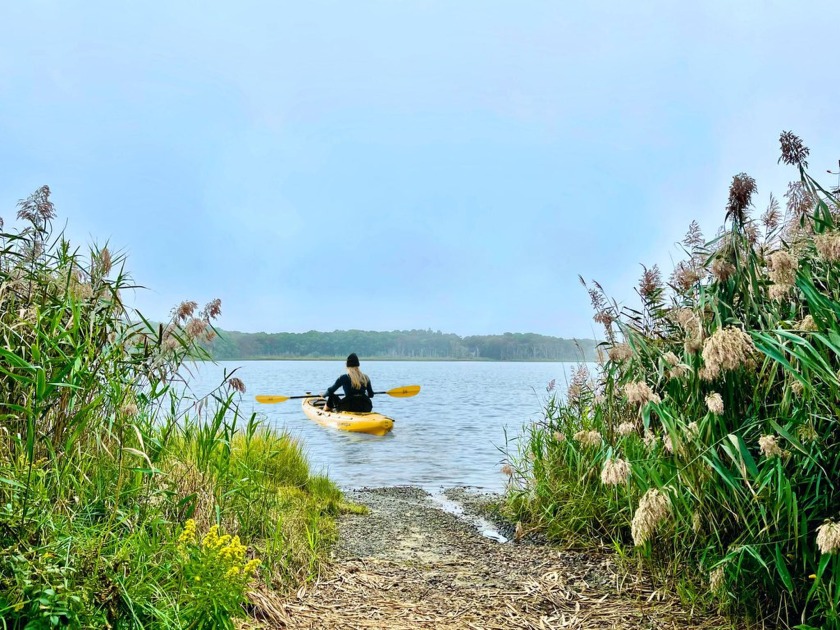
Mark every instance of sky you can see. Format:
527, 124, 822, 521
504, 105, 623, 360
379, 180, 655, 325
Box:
1, 1, 839, 340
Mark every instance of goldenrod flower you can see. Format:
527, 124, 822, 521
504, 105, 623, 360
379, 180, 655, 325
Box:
178, 519, 197, 546
203, 525, 220, 549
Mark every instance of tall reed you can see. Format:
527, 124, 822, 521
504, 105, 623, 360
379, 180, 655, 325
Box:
506, 132, 840, 629
0, 188, 342, 628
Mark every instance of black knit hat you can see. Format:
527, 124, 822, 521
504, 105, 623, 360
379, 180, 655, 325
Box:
346, 353, 360, 367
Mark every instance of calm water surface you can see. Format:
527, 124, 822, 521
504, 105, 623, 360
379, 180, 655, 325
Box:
187, 360, 584, 493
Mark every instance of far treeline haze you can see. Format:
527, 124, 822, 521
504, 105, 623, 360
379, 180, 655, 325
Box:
202, 329, 599, 362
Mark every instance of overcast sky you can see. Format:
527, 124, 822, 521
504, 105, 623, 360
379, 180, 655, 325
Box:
2, 1, 838, 339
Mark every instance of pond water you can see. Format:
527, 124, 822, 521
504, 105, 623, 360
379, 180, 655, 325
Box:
186, 360, 587, 493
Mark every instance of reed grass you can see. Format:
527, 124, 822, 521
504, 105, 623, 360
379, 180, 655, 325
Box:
505, 132, 840, 629
0, 187, 343, 628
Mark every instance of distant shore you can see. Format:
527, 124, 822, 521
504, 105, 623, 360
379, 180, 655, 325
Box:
202, 356, 597, 363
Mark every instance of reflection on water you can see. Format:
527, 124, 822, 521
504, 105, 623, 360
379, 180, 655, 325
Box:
186, 360, 590, 493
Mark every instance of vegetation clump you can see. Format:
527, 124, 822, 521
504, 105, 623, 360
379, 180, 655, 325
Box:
505, 132, 840, 629
0, 188, 343, 628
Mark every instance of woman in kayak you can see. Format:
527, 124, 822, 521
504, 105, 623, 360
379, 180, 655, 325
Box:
323, 353, 374, 412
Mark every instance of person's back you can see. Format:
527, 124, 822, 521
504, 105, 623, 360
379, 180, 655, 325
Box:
324, 353, 374, 412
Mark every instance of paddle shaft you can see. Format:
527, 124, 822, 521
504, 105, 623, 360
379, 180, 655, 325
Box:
273, 391, 394, 401
255, 385, 420, 404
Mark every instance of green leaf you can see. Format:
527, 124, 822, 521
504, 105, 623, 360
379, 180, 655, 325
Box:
774, 543, 794, 592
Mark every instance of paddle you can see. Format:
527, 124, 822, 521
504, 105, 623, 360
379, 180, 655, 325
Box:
255, 385, 421, 405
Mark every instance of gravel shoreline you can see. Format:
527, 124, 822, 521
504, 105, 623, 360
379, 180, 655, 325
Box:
247, 486, 728, 629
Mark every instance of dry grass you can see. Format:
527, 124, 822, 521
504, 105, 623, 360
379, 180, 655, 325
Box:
242, 489, 732, 629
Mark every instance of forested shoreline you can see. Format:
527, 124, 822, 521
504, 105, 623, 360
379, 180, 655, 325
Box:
202, 328, 599, 362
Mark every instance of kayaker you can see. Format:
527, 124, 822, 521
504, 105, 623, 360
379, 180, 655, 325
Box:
323, 353, 374, 412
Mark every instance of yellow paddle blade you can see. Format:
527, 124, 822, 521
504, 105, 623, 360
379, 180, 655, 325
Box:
385, 385, 421, 398
255, 395, 290, 404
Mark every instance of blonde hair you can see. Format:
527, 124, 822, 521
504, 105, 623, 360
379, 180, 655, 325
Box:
347, 366, 369, 390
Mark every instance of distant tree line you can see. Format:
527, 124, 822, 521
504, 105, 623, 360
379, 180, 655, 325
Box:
202, 328, 598, 362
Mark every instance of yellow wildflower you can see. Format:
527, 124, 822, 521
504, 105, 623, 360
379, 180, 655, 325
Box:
202, 525, 219, 549
178, 519, 197, 546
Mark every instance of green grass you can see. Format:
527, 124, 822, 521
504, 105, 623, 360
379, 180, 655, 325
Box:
0, 187, 344, 628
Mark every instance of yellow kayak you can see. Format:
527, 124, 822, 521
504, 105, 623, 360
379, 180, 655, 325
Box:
301, 397, 395, 436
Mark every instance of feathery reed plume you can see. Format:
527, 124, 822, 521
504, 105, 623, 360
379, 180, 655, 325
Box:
709, 566, 725, 594
99, 247, 112, 276
573, 430, 602, 448
670, 261, 702, 293
617, 421, 637, 436
120, 402, 139, 417
608, 343, 633, 362
816, 521, 840, 555
601, 458, 631, 485
581, 276, 616, 341
700, 326, 757, 381
710, 256, 735, 282
683, 220, 704, 252
797, 422, 818, 443
705, 392, 724, 415
686, 421, 699, 437
814, 233, 840, 262
769, 283, 792, 301
790, 378, 804, 396
761, 193, 781, 233
784, 181, 814, 220
758, 434, 783, 459
174, 300, 199, 323
725, 173, 757, 227
672, 308, 703, 353
631, 488, 671, 546
743, 222, 759, 245
185, 318, 208, 340
552, 431, 565, 443
797, 315, 818, 331
16, 185, 56, 225
767, 250, 798, 285
643, 430, 659, 450
567, 364, 590, 404
638, 264, 663, 301
778, 130, 810, 168
500, 464, 513, 477
662, 350, 689, 379
624, 381, 661, 405
202, 298, 222, 320
227, 377, 246, 394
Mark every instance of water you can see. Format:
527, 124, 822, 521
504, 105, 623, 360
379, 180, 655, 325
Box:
185, 360, 585, 494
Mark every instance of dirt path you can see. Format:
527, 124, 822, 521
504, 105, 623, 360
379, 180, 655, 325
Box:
250, 487, 724, 629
